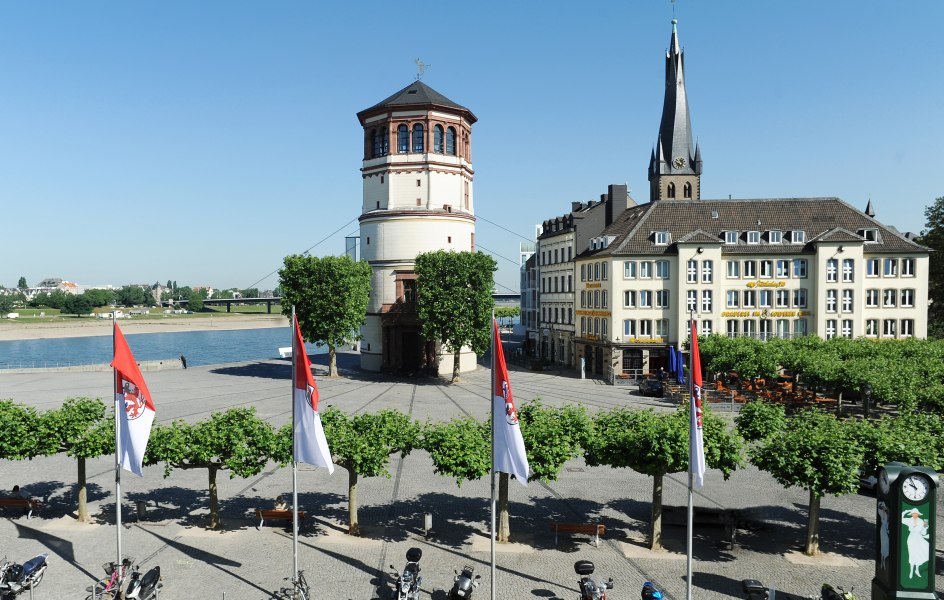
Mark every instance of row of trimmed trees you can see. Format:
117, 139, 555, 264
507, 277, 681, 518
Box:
5, 396, 942, 555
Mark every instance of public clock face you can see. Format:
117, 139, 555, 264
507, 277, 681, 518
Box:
902, 474, 929, 502
673, 156, 686, 168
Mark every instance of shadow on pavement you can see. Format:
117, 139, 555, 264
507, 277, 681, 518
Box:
12, 520, 95, 579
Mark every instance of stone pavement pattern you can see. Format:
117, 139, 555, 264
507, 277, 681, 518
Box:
1, 351, 942, 599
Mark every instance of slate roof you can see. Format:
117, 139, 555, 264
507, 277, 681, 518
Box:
582, 198, 929, 258
357, 81, 476, 124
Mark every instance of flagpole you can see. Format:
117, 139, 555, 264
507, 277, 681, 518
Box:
489, 314, 497, 600
685, 310, 694, 600
291, 306, 299, 586
113, 315, 123, 572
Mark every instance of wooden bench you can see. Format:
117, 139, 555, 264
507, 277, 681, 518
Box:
549, 522, 605, 547
255, 509, 305, 530
0, 497, 42, 519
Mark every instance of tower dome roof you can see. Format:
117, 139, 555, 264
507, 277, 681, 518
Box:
357, 81, 477, 125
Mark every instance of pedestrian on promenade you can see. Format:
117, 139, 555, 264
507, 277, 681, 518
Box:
180, 354, 187, 369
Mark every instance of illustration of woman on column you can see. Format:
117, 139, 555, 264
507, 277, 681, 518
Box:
901, 508, 930, 578
877, 501, 889, 569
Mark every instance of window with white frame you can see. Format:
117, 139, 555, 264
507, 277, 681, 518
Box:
759, 289, 772, 308
759, 319, 773, 340
702, 290, 713, 312
883, 319, 897, 337
602, 319, 608, 338
594, 263, 600, 280
654, 231, 670, 245
727, 260, 740, 278
743, 319, 757, 337
623, 290, 636, 308
826, 290, 836, 312
687, 290, 697, 312
901, 319, 914, 337
656, 319, 669, 337
841, 290, 853, 312
639, 319, 652, 336
901, 289, 915, 307
747, 231, 761, 244
639, 290, 652, 308
793, 259, 808, 278
726, 320, 739, 337
776, 259, 790, 278
581, 317, 586, 335
825, 320, 837, 339
826, 259, 838, 282
865, 319, 878, 336
726, 290, 739, 308
623, 261, 636, 279
794, 318, 808, 336
768, 230, 782, 243
842, 259, 854, 282
902, 258, 915, 277
791, 230, 806, 244
656, 260, 670, 279
760, 260, 773, 278
656, 290, 670, 308
602, 290, 608, 308
744, 290, 756, 307
744, 260, 757, 278
623, 319, 636, 337
640, 261, 653, 279
884, 258, 898, 277
866, 289, 879, 307
687, 260, 698, 283
724, 231, 738, 244
793, 289, 808, 307
866, 258, 880, 277
776, 289, 790, 307
602, 262, 608, 280
883, 289, 896, 307
580, 290, 586, 308
776, 319, 790, 338
702, 260, 713, 283
841, 320, 853, 338
701, 320, 712, 336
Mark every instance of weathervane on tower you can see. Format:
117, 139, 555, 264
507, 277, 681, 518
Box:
415, 58, 430, 81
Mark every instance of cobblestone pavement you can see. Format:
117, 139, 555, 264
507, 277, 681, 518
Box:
1, 349, 942, 599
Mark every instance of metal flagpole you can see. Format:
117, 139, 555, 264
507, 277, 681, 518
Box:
291, 306, 299, 586
113, 314, 123, 572
685, 310, 694, 600
489, 313, 496, 600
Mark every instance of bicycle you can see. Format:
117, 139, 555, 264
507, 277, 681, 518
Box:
279, 570, 310, 600
86, 557, 134, 600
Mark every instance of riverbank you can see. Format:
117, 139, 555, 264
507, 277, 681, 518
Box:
0, 313, 288, 341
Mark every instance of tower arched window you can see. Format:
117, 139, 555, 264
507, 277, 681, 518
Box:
683, 182, 692, 199
380, 129, 389, 155
667, 182, 676, 199
371, 129, 381, 158
412, 124, 424, 153
434, 125, 444, 153
446, 127, 456, 155
397, 124, 409, 153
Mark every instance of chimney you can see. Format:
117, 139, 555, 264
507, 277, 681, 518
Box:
606, 184, 629, 226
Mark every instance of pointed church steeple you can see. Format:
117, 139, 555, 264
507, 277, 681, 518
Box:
649, 19, 701, 202
865, 198, 875, 218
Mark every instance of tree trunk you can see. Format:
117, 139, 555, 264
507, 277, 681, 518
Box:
805, 489, 820, 555
452, 347, 461, 383
498, 472, 510, 542
348, 468, 360, 535
837, 391, 843, 416
328, 344, 338, 377
77, 457, 89, 523
649, 474, 664, 551
208, 467, 220, 529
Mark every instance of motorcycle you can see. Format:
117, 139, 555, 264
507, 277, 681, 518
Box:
0, 553, 49, 599
640, 581, 663, 600
389, 547, 422, 600
126, 565, 162, 600
449, 565, 480, 599
742, 579, 855, 600
574, 560, 613, 600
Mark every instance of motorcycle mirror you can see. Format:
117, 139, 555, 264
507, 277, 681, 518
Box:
455, 569, 460, 575
475, 575, 482, 580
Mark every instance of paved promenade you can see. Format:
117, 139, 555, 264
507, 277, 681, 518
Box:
1, 350, 940, 599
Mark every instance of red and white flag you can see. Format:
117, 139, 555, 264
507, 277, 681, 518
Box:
689, 320, 706, 489
111, 323, 155, 477
492, 319, 528, 486
292, 316, 334, 472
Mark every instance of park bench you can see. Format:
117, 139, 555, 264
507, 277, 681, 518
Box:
255, 508, 305, 530
549, 522, 605, 547
0, 497, 42, 519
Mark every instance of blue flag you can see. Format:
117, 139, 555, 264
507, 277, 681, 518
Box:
676, 347, 686, 385
668, 345, 677, 376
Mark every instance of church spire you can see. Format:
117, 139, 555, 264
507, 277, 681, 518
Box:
649, 19, 701, 202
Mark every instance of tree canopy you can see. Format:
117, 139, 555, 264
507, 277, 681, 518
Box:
918, 195, 944, 338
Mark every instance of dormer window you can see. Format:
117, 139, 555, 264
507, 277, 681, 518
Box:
859, 228, 879, 242
768, 230, 782, 244
747, 231, 761, 244
791, 230, 806, 244
654, 231, 671, 245
724, 231, 738, 244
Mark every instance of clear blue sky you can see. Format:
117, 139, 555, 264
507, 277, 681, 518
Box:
2, 2, 941, 294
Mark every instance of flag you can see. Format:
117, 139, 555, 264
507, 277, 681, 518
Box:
675, 347, 686, 385
668, 345, 677, 376
689, 320, 706, 489
111, 323, 155, 477
492, 319, 528, 485
292, 316, 334, 472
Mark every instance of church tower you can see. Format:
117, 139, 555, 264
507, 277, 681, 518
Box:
649, 19, 702, 202
356, 81, 478, 374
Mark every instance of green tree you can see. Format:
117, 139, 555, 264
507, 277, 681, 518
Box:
117, 285, 148, 307
494, 307, 520, 327
748, 409, 863, 555
147, 408, 275, 529
422, 416, 491, 486
241, 288, 260, 298
275, 408, 419, 535
918, 196, 944, 337
278, 255, 372, 377
585, 405, 742, 550
187, 294, 204, 312
44, 397, 114, 522
63, 293, 94, 317
17, 276, 27, 289
0, 295, 14, 314
0, 400, 55, 461
735, 400, 786, 442
415, 250, 496, 383
83, 288, 115, 308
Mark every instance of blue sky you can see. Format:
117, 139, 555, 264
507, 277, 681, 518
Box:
2, 2, 941, 294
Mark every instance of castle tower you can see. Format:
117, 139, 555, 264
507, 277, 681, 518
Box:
649, 19, 702, 202
356, 81, 478, 374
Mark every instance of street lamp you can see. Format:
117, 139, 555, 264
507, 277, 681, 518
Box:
862, 382, 873, 419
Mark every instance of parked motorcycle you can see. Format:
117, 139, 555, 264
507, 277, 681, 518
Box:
742, 579, 855, 600
126, 565, 162, 600
0, 553, 49, 599
449, 565, 480, 599
389, 547, 422, 600
574, 560, 613, 600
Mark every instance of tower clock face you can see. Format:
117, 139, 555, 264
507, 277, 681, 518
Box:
673, 156, 686, 169
902, 474, 929, 502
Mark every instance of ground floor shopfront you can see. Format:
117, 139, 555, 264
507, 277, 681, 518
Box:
574, 339, 674, 383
